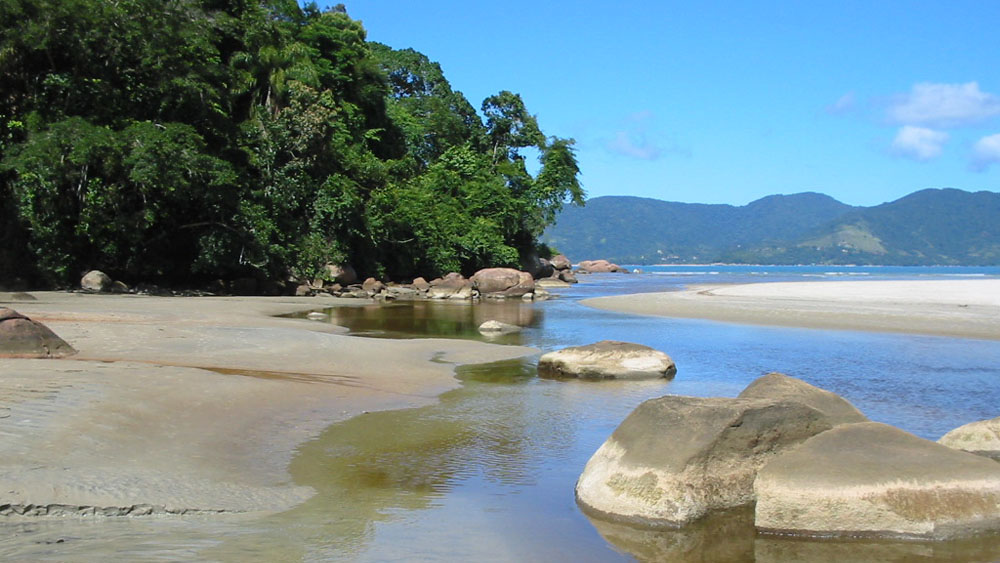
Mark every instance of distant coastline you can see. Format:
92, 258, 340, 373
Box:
547, 188, 1000, 267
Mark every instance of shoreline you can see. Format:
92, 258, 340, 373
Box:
582, 279, 1000, 341
0, 292, 538, 516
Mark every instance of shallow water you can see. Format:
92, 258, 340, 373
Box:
4, 267, 1000, 561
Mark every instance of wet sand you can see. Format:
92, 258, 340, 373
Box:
0, 292, 537, 517
583, 279, 1000, 340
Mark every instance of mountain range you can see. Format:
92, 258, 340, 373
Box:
542, 188, 1000, 265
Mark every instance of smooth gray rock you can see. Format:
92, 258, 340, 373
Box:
738, 372, 868, 425
938, 415, 1000, 459
550, 254, 572, 270
0, 308, 76, 358
471, 268, 535, 297
478, 320, 521, 335
576, 395, 834, 527
81, 270, 113, 292
755, 422, 1000, 539
538, 340, 676, 380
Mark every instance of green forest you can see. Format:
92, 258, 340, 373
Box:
0, 0, 584, 290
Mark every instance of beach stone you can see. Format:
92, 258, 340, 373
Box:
576, 395, 835, 527
550, 254, 572, 271
754, 422, 1000, 539
362, 277, 386, 295
478, 320, 521, 335
81, 270, 112, 292
427, 274, 472, 299
738, 372, 868, 425
558, 270, 579, 284
322, 263, 357, 285
938, 415, 1000, 460
538, 340, 676, 380
576, 259, 629, 274
411, 277, 430, 291
386, 286, 419, 299
0, 308, 76, 358
471, 268, 535, 297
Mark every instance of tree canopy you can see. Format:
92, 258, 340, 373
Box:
0, 0, 583, 289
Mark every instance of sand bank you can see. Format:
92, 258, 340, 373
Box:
583, 279, 1000, 340
0, 292, 537, 516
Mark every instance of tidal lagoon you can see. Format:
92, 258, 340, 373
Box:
3, 266, 1000, 561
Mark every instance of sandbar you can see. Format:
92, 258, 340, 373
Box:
0, 292, 537, 516
583, 279, 1000, 340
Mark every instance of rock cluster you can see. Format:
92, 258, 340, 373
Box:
295, 268, 551, 302
576, 259, 630, 274
80, 270, 129, 293
538, 340, 676, 380
0, 308, 76, 358
530, 254, 577, 284
576, 372, 1000, 540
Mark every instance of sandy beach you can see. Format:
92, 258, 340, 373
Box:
0, 292, 537, 517
583, 279, 1000, 340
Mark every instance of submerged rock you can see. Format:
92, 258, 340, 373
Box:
754, 422, 1000, 539
538, 340, 676, 380
478, 320, 521, 335
738, 372, 868, 425
0, 308, 76, 358
938, 415, 1000, 460
576, 395, 834, 527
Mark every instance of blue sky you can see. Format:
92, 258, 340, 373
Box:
331, 1, 999, 206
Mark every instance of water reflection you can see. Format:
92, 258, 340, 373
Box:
249, 359, 663, 561
585, 507, 756, 563
303, 299, 543, 347
281, 287, 1000, 561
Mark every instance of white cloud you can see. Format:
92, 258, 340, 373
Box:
888, 82, 1000, 127
890, 126, 949, 161
826, 91, 856, 114
607, 131, 662, 160
971, 133, 1000, 172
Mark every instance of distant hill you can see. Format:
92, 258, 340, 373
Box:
543, 188, 1000, 265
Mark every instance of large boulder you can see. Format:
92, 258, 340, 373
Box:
738, 372, 868, 425
322, 263, 357, 285
362, 277, 386, 295
0, 308, 76, 358
576, 396, 836, 527
427, 273, 473, 299
938, 416, 1000, 460
557, 270, 579, 284
550, 254, 572, 271
470, 268, 534, 297
577, 259, 628, 274
538, 340, 676, 380
520, 252, 555, 280
81, 270, 113, 292
754, 422, 1000, 539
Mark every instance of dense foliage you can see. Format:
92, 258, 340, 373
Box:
544, 189, 1000, 265
0, 0, 583, 288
